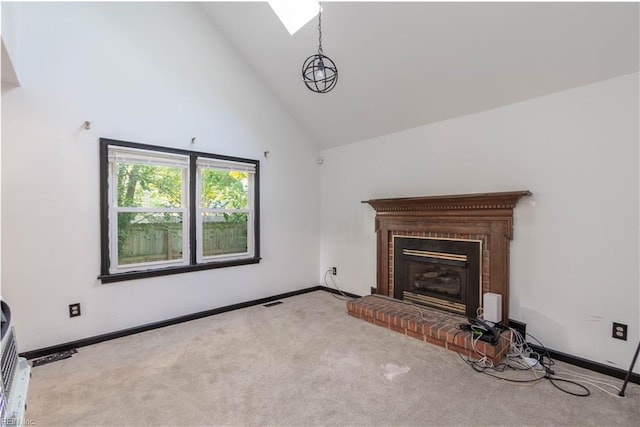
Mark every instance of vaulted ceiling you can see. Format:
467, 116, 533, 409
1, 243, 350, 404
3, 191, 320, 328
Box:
202, 2, 639, 149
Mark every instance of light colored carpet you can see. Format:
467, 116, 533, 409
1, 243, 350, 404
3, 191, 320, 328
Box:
26, 291, 639, 426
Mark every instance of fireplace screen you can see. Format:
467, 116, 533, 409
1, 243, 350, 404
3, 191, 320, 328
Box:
409, 261, 465, 298
403, 257, 467, 314
394, 237, 481, 317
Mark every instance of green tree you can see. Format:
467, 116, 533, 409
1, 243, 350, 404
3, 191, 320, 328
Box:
116, 163, 183, 260
115, 165, 249, 263
201, 170, 248, 211
201, 170, 249, 256
117, 163, 182, 208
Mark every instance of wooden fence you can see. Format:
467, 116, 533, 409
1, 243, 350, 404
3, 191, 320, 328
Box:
119, 222, 247, 264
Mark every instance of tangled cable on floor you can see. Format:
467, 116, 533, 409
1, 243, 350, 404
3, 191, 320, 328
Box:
455, 325, 627, 398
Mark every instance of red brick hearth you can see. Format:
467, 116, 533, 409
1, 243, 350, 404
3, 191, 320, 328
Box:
347, 295, 510, 364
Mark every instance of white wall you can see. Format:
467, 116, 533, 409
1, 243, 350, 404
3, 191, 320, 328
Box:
320, 73, 640, 373
1, 2, 321, 352
1, 2, 21, 283
1, 2, 21, 85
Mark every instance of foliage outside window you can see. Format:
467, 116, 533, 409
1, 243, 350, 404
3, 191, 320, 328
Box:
197, 158, 255, 262
100, 139, 259, 282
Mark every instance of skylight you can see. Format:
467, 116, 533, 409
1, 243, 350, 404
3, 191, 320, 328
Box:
268, 0, 320, 35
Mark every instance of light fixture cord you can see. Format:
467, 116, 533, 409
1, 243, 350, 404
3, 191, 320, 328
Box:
317, 5, 323, 55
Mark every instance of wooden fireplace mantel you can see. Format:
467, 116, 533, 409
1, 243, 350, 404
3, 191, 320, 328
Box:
362, 191, 531, 322
363, 190, 531, 214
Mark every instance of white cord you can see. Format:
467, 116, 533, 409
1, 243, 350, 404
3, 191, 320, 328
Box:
371, 294, 446, 322
323, 269, 353, 301
407, 300, 443, 322
470, 329, 494, 368
551, 375, 625, 398
499, 328, 545, 379
506, 330, 626, 398
554, 367, 628, 387
551, 367, 633, 398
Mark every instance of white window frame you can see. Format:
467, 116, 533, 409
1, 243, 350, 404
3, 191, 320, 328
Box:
107, 146, 190, 274
196, 158, 256, 263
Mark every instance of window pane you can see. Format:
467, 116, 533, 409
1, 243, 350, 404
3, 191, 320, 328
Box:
202, 213, 248, 257
117, 163, 183, 208
200, 169, 248, 209
118, 212, 183, 265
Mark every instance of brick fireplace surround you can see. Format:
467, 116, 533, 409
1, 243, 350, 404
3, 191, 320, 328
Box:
348, 191, 531, 363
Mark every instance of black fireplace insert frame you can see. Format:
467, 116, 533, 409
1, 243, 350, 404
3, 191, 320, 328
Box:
393, 236, 481, 318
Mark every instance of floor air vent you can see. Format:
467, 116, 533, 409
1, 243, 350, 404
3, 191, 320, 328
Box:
263, 301, 283, 308
31, 349, 78, 367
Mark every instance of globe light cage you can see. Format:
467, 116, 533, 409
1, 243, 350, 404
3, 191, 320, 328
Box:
301, 4, 338, 94
302, 53, 338, 93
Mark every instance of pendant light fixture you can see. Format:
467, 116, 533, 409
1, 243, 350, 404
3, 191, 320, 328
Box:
302, 5, 338, 93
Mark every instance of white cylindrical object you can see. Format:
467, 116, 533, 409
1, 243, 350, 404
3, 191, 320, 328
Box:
483, 292, 502, 323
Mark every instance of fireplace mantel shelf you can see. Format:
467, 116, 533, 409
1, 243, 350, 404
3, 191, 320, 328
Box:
362, 190, 532, 213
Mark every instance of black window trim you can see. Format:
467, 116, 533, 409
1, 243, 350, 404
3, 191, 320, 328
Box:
99, 138, 260, 284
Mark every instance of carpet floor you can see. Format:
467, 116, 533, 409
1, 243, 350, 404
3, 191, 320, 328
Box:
26, 290, 639, 426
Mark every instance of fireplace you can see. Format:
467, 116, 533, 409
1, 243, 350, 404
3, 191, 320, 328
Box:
363, 191, 531, 322
349, 191, 530, 361
394, 236, 481, 317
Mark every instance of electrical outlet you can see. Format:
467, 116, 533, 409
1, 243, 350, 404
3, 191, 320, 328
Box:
508, 319, 527, 337
69, 303, 81, 318
612, 322, 627, 341
332, 267, 337, 275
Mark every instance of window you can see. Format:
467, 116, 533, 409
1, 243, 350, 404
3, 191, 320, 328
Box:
100, 139, 259, 283
196, 158, 255, 263
108, 147, 190, 272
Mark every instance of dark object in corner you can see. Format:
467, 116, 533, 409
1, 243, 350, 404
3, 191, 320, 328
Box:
370, 287, 377, 295
468, 317, 500, 345
31, 349, 77, 367
619, 341, 640, 397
